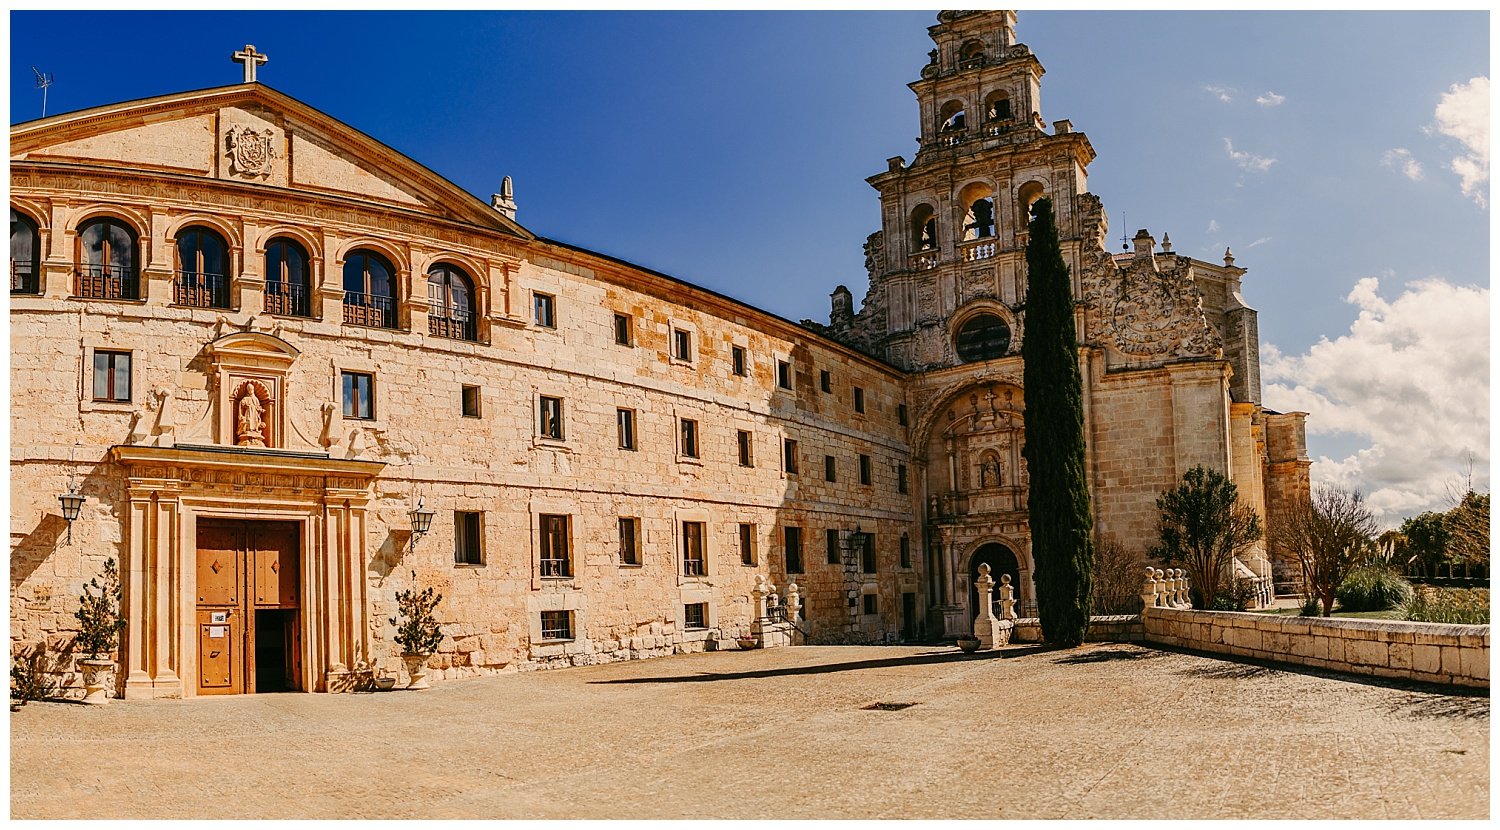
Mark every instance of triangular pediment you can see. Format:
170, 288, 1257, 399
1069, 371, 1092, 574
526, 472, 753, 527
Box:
11, 84, 531, 239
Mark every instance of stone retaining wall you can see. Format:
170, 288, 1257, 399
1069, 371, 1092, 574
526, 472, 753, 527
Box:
1142, 608, 1489, 688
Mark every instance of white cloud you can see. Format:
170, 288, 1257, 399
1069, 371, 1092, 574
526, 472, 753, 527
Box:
1263, 277, 1489, 527
1431, 76, 1489, 206
1206, 219, 1220, 233
1203, 84, 1234, 103
1381, 148, 1425, 181
1255, 91, 1285, 107
1223, 138, 1275, 172
1244, 236, 1271, 249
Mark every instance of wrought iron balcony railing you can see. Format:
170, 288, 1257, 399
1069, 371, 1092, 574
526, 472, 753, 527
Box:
343, 291, 397, 329
264, 282, 313, 318
76, 265, 139, 300
173, 270, 231, 309
428, 306, 477, 341
11, 262, 39, 295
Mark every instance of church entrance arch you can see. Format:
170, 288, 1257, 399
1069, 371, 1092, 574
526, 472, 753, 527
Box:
968, 542, 1021, 623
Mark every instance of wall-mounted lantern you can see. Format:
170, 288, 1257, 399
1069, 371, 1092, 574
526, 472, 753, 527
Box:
58, 484, 85, 544
408, 498, 436, 552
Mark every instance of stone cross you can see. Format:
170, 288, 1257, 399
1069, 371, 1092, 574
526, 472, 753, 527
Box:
233, 45, 269, 84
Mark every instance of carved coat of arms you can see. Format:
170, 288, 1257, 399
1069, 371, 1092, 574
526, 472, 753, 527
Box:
226, 125, 279, 178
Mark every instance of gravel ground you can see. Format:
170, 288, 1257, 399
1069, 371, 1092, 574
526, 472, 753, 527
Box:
9, 642, 1489, 819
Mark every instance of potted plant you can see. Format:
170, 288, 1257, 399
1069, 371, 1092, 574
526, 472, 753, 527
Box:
389, 574, 443, 690
736, 633, 759, 650
74, 558, 126, 705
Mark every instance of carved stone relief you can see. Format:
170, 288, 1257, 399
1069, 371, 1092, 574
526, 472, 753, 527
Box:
226, 125, 279, 179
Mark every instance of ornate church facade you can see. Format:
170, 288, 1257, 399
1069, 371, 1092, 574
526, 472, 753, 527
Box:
10, 10, 1309, 698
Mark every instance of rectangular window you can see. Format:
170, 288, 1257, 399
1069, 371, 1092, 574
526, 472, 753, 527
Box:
819, 369, 832, 393
824, 455, 837, 482
863, 594, 878, 615
617, 408, 636, 450
613, 312, 633, 346
898, 403, 909, 427
739, 523, 756, 566
898, 463, 909, 494
859, 454, 873, 486
618, 517, 640, 566
731, 345, 747, 377
853, 386, 865, 414
92, 350, 132, 402
682, 520, 706, 576
461, 384, 481, 418
341, 371, 374, 420
861, 532, 877, 573
783, 439, 799, 475
900, 534, 912, 569
454, 511, 483, 565
540, 610, 573, 641
684, 602, 708, 630
826, 528, 841, 565
539, 514, 571, 577
680, 418, 699, 459
534, 292, 556, 328
737, 430, 754, 467
539, 396, 564, 440
776, 359, 793, 390
784, 526, 804, 574
673, 328, 693, 361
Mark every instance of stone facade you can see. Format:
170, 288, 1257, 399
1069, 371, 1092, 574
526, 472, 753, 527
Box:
10, 11, 1310, 698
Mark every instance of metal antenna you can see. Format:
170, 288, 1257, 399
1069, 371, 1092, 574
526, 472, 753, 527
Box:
32, 66, 54, 118
1119, 211, 1130, 251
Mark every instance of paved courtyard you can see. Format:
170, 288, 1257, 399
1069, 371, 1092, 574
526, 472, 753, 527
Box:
10, 643, 1489, 819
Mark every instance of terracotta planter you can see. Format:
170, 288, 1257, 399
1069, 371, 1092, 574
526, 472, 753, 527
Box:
402, 653, 432, 690
78, 657, 114, 705
956, 637, 981, 653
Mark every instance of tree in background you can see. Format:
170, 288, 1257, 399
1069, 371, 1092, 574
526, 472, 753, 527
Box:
1274, 484, 1377, 616
1149, 465, 1263, 608
1398, 511, 1450, 579
1020, 197, 1093, 646
1090, 535, 1141, 615
1444, 490, 1490, 570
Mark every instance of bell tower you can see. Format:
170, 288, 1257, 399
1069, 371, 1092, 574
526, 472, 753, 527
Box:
850, 10, 1101, 372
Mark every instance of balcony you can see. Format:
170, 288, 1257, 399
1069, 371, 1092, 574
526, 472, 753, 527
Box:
264, 282, 313, 318
960, 239, 997, 262
173, 270, 231, 309
683, 558, 706, 577
540, 557, 571, 578
428, 307, 477, 342
76, 265, 138, 300
343, 291, 397, 329
11, 262, 39, 295
909, 251, 939, 271
927, 491, 969, 523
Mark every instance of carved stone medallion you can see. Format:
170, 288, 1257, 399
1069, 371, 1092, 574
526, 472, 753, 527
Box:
226, 125, 279, 179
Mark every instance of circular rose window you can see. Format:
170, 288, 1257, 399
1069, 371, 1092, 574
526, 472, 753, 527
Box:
955, 313, 1011, 362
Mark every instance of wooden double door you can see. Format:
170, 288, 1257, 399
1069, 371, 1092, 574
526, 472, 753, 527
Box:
196, 520, 302, 695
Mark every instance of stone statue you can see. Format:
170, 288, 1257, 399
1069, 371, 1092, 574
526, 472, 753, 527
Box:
236, 390, 266, 447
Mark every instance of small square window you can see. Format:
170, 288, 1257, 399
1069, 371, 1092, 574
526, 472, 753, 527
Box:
682, 520, 706, 576
784, 526, 804, 574
826, 528, 841, 565
539, 396, 565, 440
783, 438, 799, 475
618, 517, 640, 566
539, 514, 571, 577
684, 602, 708, 630
854, 386, 865, 414
898, 403, 909, 427
737, 430, 754, 467
680, 418, 699, 459
900, 534, 912, 569
618, 408, 637, 450
863, 594, 878, 616
92, 350, 132, 402
455, 511, 483, 565
819, 369, 832, 393
859, 454, 873, 486
739, 523, 756, 566
540, 609, 574, 641
461, 384, 481, 418
824, 455, 837, 482
342, 371, 374, 420
534, 292, 556, 328
614, 312, 633, 346
731, 345, 747, 377
898, 463, 909, 494
776, 359, 793, 390
673, 328, 693, 361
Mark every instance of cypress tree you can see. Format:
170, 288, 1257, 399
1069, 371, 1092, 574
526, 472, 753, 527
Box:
1020, 198, 1094, 647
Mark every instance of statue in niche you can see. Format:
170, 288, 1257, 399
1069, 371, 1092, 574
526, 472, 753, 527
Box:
980, 460, 1002, 489
234, 383, 270, 447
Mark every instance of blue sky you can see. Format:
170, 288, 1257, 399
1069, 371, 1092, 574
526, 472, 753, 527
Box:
9, 10, 1490, 524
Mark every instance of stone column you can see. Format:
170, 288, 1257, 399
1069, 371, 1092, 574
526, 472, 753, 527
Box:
786, 581, 801, 623
1140, 567, 1158, 614
999, 573, 1017, 620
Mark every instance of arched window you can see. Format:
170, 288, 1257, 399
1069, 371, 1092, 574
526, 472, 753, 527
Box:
939, 100, 967, 133
10, 208, 40, 295
910, 205, 937, 252
342, 249, 397, 329
954, 313, 1012, 362
264, 238, 312, 317
1017, 181, 1046, 225
174, 226, 230, 308
960, 40, 985, 67
958, 183, 997, 242
984, 91, 1012, 122
427, 263, 476, 341
76, 217, 139, 300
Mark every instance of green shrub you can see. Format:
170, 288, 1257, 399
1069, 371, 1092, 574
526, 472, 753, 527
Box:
1298, 595, 1321, 617
10, 649, 55, 706
74, 558, 126, 657
1335, 566, 1414, 612
1405, 587, 1490, 625
1211, 578, 1256, 611
389, 572, 444, 656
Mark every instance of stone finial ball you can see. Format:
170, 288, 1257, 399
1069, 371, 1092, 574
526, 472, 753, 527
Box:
978, 563, 991, 576
1000, 574, 1011, 584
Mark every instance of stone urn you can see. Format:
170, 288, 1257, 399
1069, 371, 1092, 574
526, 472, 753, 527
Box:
956, 636, 981, 653
77, 657, 114, 705
736, 636, 759, 650
402, 653, 432, 690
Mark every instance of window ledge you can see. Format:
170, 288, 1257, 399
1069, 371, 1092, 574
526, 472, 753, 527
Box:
453, 562, 487, 569
533, 436, 569, 450
677, 456, 703, 466
618, 562, 643, 569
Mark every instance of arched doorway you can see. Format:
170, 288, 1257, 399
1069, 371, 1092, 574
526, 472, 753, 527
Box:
969, 542, 1021, 623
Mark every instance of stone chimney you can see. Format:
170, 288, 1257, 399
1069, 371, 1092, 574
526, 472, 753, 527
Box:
1132, 229, 1156, 260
